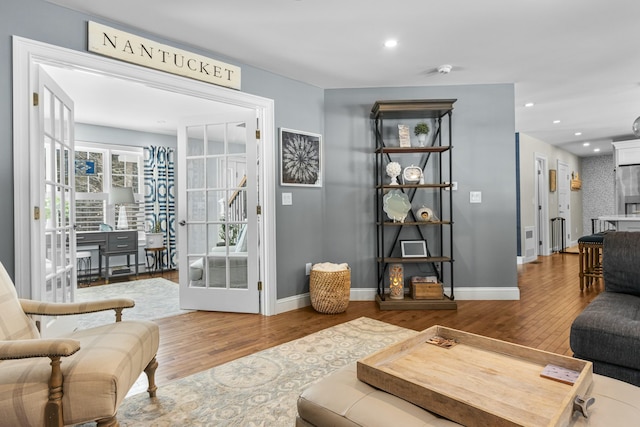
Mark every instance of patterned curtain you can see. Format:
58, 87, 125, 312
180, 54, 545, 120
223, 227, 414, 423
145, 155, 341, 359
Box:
144, 146, 176, 269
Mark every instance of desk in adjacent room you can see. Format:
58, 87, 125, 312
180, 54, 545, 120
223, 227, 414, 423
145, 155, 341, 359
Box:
76, 230, 139, 283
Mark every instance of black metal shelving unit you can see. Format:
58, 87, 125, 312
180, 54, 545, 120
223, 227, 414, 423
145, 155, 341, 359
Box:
372, 99, 457, 310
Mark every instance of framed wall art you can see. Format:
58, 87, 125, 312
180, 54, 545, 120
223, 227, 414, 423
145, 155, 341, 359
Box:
280, 128, 322, 187
549, 169, 557, 192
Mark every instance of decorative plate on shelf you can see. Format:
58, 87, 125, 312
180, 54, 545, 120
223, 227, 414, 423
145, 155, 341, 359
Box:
383, 190, 411, 222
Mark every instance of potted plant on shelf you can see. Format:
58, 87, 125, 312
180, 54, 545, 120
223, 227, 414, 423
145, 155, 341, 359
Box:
414, 122, 430, 147
146, 221, 164, 248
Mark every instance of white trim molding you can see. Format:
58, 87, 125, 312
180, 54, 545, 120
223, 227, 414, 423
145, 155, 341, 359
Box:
454, 286, 520, 300
275, 286, 521, 313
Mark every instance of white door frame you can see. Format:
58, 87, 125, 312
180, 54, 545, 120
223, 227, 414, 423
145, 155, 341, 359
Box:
534, 154, 549, 256
12, 36, 278, 315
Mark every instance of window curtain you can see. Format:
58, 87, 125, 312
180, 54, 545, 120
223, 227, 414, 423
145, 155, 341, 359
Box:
144, 146, 176, 269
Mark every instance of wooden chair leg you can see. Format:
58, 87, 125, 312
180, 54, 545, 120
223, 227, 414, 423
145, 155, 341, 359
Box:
45, 356, 63, 427
144, 356, 158, 398
578, 244, 585, 291
96, 415, 119, 427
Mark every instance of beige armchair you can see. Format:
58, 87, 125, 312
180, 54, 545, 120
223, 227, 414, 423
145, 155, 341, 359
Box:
0, 263, 160, 427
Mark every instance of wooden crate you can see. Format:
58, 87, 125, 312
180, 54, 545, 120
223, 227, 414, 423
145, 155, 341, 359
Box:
357, 325, 593, 427
411, 277, 443, 300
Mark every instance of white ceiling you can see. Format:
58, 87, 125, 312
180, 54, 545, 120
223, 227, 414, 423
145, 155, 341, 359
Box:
45, 0, 640, 157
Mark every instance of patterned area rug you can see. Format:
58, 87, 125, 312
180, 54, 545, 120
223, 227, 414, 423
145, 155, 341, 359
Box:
115, 317, 417, 426
75, 277, 192, 330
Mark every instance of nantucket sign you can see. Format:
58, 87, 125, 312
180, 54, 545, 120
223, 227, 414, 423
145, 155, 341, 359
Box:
88, 21, 241, 90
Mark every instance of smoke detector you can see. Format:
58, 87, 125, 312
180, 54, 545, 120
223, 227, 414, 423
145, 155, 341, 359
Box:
437, 64, 452, 74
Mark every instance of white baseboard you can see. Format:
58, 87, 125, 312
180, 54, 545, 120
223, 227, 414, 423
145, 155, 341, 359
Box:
275, 293, 310, 314
275, 286, 520, 314
454, 286, 520, 300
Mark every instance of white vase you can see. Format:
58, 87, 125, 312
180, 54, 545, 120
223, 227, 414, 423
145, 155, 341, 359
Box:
417, 133, 427, 147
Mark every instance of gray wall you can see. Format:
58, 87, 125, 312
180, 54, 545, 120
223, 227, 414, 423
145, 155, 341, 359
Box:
1, 0, 325, 296
324, 85, 518, 290
3, 0, 518, 299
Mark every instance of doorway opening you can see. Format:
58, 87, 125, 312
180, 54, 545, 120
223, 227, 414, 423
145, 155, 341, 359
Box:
13, 36, 277, 316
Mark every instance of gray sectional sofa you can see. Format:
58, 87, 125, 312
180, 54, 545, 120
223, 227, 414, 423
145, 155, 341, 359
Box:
570, 231, 640, 386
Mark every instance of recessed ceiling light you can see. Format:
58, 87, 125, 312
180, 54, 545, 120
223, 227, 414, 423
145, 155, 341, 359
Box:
583, 142, 590, 147
594, 148, 601, 152
574, 132, 582, 136
384, 39, 397, 48
553, 120, 561, 124
524, 102, 534, 107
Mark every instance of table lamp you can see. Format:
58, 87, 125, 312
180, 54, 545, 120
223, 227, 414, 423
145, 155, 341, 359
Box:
110, 186, 136, 230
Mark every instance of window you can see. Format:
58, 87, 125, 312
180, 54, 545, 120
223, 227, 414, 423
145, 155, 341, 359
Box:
74, 143, 144, 232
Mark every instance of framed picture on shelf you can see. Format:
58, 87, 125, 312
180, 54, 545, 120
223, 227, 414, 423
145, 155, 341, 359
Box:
401, 240, 427, 258
280, 128, 322, 187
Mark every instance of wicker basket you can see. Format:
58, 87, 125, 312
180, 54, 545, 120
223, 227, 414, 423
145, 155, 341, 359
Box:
309, 268, 351, 314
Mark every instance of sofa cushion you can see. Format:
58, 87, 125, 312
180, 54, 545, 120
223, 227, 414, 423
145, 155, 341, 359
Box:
0, 320, 159, 426
570, 292, 640, 371
603, 232, 640, 296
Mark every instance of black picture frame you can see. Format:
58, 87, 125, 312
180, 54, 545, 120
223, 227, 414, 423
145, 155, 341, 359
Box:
280, 128, 322, 187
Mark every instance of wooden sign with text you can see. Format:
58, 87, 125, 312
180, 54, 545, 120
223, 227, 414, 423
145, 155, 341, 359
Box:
88, 21, 241, 90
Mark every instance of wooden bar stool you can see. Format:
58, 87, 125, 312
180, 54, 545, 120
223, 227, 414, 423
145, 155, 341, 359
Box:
578, 234, 604, 291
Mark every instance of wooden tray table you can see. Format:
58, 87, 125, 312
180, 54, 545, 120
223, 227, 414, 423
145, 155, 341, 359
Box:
357, 325, 593, 427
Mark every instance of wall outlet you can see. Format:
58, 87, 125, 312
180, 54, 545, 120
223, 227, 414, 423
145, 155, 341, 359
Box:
445, 181, 458, 191
305, 262, 312, 276
470, 191, 482, 203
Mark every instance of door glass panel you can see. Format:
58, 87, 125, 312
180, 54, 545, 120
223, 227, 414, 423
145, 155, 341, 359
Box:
228, 123, 247, 155
64, 188, 71, 225
43, 88, 52, 135
187, 158, 205, 189
187, 190, 206, 221
207, 157, 224, 188
54, 97, 62, 141
187, 224, 206, 254
206, 124, 225, 155
207, 190, 225, 223
187, 126, 204, 156
188, 256, 206, 288
231, 258, 248, 289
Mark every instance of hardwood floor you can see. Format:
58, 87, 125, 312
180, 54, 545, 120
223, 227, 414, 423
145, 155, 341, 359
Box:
149, 251, 601, 387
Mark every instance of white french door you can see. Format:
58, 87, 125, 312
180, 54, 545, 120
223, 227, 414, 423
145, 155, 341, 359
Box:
35, 68, 77, 336
178, 111, 260, 313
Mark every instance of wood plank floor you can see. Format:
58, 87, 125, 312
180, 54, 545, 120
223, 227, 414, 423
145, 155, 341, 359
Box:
149, 251, 601, 387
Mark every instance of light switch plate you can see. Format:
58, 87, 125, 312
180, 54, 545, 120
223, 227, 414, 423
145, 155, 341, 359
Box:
470, 191, 482, 203
282, 192, 292, 205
